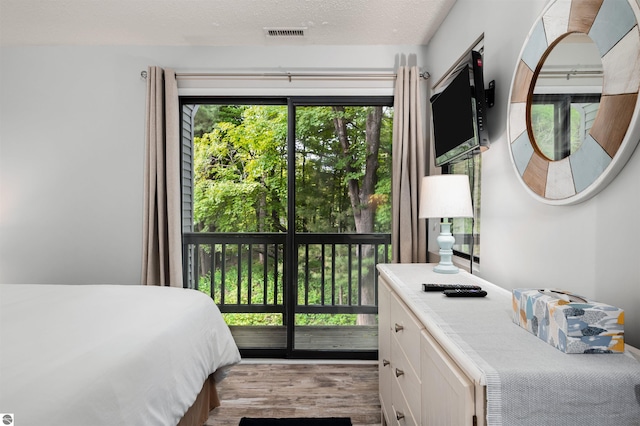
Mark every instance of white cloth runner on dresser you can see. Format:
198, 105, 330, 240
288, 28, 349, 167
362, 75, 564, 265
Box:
378, 264, 640, 426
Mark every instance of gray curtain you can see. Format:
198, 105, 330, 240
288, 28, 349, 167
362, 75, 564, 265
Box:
391, 66, 427, 263
142, 66, 183, 286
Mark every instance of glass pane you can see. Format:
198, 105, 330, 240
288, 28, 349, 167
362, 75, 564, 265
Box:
193, 104, 288, 233
294, 104, 393, 351
192, 103, 288, 351
449, 155, 481, 260
531, 103, 556, 158
531, 98, 599, 160
187, 100, 393, 355
294, 105, 393, 233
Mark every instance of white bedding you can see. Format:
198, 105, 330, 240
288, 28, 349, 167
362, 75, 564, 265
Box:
0, 284, 241, 425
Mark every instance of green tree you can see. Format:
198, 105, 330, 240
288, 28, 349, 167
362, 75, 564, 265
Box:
193, 105, 288, 233
294, 106, 393, 233
192, 102, 393, 327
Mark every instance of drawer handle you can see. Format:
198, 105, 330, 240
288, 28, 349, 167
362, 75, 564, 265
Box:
394, 323, 404, 332
395, 368, 404, 377
382, 359, 390, 367
395, 410, 405, 421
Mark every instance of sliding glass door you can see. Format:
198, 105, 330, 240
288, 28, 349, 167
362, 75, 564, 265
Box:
181, 97, 392, 358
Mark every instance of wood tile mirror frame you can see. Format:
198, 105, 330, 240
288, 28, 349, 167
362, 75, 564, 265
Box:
507, 0, 640, 205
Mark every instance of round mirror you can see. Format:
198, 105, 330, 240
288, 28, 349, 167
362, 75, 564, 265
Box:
530, 33, 603, 161
507, 0, 640, 205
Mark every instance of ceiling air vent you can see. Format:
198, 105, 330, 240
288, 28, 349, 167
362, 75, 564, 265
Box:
264, 27, 306, 38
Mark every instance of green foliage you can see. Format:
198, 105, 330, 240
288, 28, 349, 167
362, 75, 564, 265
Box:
296, 314, 357, 326
296, 243, 383, 306
371, 106, 393, 228
192, 102, 393, 327
196, 249, 283, 305
193, 103, 393, 234
194, 105, 246, 137
293, 106, 394, 232
570, 106, 584, 153
195, 248, 370, 326
223, 313, 286, 326
531, 104, 555, 157
531, 103, 590, 160
193, 105, 219, 137
193, 105, 288, 232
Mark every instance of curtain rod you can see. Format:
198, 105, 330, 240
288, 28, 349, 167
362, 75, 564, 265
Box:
140, 70, 430, 80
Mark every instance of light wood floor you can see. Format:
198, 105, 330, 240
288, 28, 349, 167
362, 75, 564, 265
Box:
205, 361, 381, 426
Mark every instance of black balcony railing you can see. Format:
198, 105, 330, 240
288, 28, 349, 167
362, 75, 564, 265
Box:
182, 232, 391, 316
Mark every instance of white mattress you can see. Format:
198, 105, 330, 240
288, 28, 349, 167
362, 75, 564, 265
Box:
0, 283, 241, 425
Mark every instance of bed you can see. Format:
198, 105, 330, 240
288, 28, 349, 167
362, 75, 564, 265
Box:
0, 283, 241, 425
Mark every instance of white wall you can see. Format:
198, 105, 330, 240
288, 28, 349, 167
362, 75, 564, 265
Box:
425, 0, 640, 346
0, 44, 424, 285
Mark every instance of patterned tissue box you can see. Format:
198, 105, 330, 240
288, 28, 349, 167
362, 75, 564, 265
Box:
512, 288, 624, 354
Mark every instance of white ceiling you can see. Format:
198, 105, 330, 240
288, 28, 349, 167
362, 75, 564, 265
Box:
0, 0, 455, 47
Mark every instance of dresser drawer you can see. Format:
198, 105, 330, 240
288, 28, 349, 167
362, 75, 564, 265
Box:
421, 329, 475, 426
391, 336, 421, 420
391, 373, 418, 426
390, 292, 423, 372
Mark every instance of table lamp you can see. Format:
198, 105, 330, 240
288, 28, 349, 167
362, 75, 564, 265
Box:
419, 174, 473, 274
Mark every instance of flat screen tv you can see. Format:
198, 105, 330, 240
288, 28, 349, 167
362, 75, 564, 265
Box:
430, 50, 489, 167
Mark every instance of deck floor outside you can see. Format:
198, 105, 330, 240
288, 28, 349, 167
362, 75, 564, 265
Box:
229, 325, 378, 351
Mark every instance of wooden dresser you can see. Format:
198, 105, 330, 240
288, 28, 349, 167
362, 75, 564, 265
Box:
377, 263, 640, 426
378, 264, 481, 426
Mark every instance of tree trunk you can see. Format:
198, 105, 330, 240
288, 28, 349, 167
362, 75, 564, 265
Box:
258, 175, 267, 232
332, 107, 362, 230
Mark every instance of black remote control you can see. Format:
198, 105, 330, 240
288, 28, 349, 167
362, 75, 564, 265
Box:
443, 289, 487, 297
422, 283, 482, 292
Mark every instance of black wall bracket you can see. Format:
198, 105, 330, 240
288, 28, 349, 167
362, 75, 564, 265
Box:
486, 80, 495, 108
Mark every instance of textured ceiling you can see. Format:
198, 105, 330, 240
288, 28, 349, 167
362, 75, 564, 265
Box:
0, 0, 455, 47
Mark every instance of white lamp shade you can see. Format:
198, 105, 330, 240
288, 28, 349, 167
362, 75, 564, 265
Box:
419, 175, 473, 219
